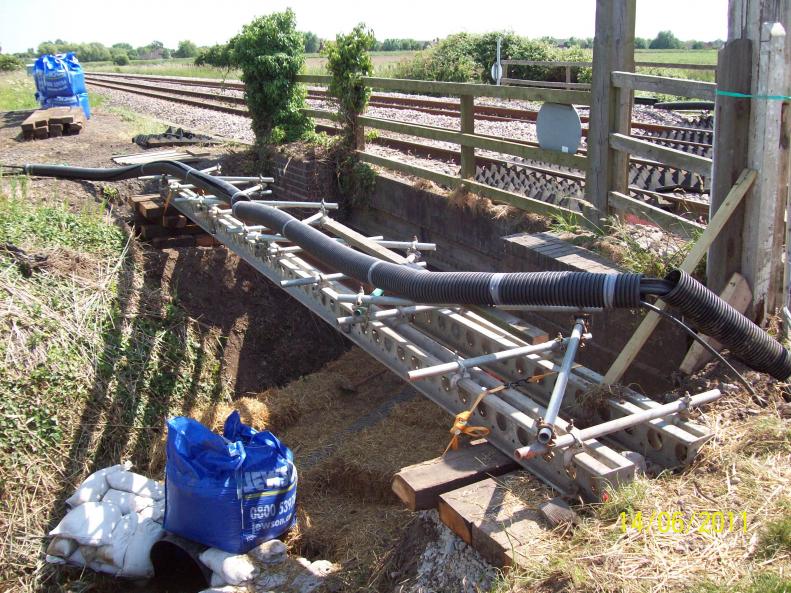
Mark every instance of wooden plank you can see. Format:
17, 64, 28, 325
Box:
500, 78, 591, 90
679, 272, 752, 374
301, 108, 340, 122
634, 61, 717, 71
603, 168, 757, 385
358, 115, 587, 170
502, 60, 591, 68
611, 71, 716, 100
320, 216, 409, 264
130, 194, 161, 204
459, 94, 475, 179
295, 74, 332, 85
437, 475, 549, 568
361, 76, 592, 106
358, 150, 576, 218
392, 440, 519, 511
609, 132, 713, 177
608, 191, 705, 237
137, 200, 165, 220
21, 110, 47, 131
708, 39, 752, 295
585, 0, 636, 218
49, 124, 63, 137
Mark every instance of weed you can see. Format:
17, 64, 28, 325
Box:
757, 503, 791, 559
594, 477, 650, 522
100, 185, 120, 201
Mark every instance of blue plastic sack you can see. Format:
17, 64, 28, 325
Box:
33, 53, 90, 119
164, 411, 298, 553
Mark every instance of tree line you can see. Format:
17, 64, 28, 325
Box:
553, 30, 722, 50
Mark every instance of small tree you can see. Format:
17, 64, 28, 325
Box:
175, 40, 199, 58
232, 9, 312, 144
323, 23, 375, 148
112, 53, 130, 66
302, 31, 321, 53
649, 30, 683, 50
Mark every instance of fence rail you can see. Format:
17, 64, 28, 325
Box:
295, 71, 706, 236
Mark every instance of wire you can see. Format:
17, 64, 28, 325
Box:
640, 300, 756, 396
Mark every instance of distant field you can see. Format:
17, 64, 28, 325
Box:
635, 49, 717, 65
83, 51, 417, 79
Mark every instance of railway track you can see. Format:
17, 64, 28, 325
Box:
85, 72, 713, 145
85, 73, 710, 218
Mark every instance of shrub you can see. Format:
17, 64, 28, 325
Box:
194, 43, 235, 68
112, 53, 129, 66
0, 54, 23, 72
231, 9, 312, 144
323, 23, 375, 146
392, 31, 591, 84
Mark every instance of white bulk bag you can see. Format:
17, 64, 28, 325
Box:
49, 502, 122, 546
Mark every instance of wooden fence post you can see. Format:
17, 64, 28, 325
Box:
707, 38, 752, 295
460, 94, 475, 179
585, 0, 636, 221
741, 21, 788, 319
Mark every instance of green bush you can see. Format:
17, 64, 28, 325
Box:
323, 23, 375, 145
112, 53, 129, 66
0, 55, 23, 72
194, 43, 235, 68
231, 9, 312, 144
392, 31, 591, 84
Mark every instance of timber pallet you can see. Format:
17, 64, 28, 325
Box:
130, 193, 218, 248
20, 107, 85, 140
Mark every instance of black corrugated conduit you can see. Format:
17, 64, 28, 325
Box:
20, 161, 791, 380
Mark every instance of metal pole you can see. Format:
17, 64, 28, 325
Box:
407, 337, 577, 381
536, 318, 586, 444
516, 388, 722, 459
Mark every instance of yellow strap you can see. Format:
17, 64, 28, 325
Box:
442, 386, 501, 455
161, 188, 174, 223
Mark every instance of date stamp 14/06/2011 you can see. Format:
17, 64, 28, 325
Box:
620, 511, 749, 534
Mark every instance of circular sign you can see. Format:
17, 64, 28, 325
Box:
490, 63, 503, 83
536, 103, 582, 155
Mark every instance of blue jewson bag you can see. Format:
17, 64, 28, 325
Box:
33, 53, 90, 118
164, 411, 298, 553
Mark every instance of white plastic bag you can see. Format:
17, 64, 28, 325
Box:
210, 572, 227, 587
106, 470, 164, 500
101, 488, 153, 514
198, 547, 258, 585
96, 513, 137, 568
65, 462, 131, 507
118, 518, 163, 578
49, 502, 122, 546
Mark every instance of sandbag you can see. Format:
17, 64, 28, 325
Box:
96, 513, 138, 568
107, 470, 164, 500
102, 488, 154, 514
198, 547, 258, 585
164, 411, 297, 553
46, 536, 77, 559
118, 518, 163, 578
65, 462, 131, 507
49, 501, 122, 546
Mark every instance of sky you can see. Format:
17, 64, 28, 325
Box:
0, 0, 728, 54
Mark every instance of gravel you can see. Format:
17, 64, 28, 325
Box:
90, 85, 255, 143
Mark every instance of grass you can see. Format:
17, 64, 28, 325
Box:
0, 71, 39, 111
0, 173, 230, 592
489, 386, 791, 593
0, 70, 106, 112
548, 214, 699, 277
82, 51, 417, 80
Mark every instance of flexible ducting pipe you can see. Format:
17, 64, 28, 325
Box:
20, 161, 791, 380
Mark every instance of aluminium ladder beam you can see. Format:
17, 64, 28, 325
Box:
409, 308, 713, 469
171, 190, 635, 500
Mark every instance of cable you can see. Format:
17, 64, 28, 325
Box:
640, 300, 756, 396
17, 160, 791, 380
